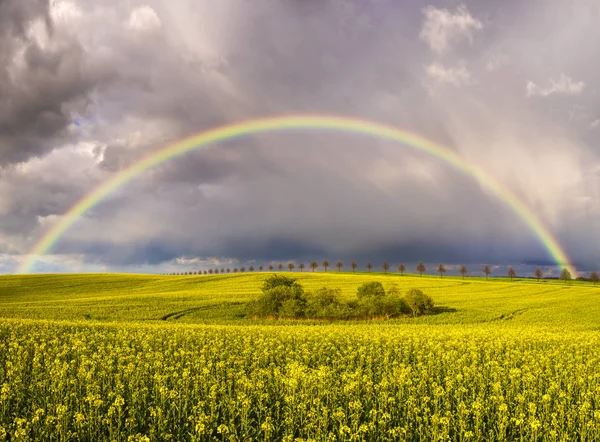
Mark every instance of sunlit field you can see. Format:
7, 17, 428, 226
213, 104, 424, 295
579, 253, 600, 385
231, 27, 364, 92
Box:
1, 272, 600, 441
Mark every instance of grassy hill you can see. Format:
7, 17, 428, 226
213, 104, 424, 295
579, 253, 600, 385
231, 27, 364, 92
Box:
1, 272, 599, 327
2, 272, 600, 441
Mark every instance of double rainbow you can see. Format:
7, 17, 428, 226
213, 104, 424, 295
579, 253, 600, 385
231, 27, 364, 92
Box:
18, 115, 576, 275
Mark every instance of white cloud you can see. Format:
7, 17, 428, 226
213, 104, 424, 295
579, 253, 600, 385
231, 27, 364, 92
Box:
425, 63, 473, 91
420, 4, 483, 54
50, 0, 82, 24
486, 53, 509, 71
526, 74, 585, 97
128, 6, 162, 32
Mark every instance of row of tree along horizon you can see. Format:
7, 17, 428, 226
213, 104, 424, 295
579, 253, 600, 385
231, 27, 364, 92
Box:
164, 261, 600, 284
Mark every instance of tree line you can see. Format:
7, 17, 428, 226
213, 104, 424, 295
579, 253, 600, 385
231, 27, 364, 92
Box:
163, 261, 600, 284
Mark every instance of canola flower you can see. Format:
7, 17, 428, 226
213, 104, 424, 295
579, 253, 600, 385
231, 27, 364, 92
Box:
1, 320, 600, 441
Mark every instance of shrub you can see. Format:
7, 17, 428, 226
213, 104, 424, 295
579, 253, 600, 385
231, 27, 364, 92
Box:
357, 281, 386, 298
279, 298, 307, 318
262, 274, 303, 292
403, 288, 434, 316
246, 275, 306, 317
248, 277, 432, 320
305, 287, 348, 319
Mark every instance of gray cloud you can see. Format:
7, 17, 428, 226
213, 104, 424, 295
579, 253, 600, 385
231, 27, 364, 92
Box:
0, 0, 114, 165
1, 0, 600, 274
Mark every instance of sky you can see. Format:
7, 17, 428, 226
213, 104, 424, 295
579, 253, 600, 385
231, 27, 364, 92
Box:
1, 0, 599, 275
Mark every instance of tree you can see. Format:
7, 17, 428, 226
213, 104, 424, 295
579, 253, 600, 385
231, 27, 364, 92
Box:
221, 268, 225, 274
287, 262, 295, 272
357, 281, 386, 298
233, 268, 238, 273
351, 261, 358, 272
398, 263, 406, 275
534, 267, 543, 282
278, 263, 283, 271
404, 288, 434, 317
336, 261, 343, 272
269, 265, 274, 271
322, 260, 330, 272
208, 269, 213, 275
203, 271, 207, 275
483, 265, 491, 280
437, 264, 446, 278
310, 261, 318, 272
259, 265, 263, 272
240, 267, 246, 273
366, 262, 373, 272
382, 261, 390, 274
227, 268, 230, 273
299, 263, 305, 272
590, 271, 599, 285
248, 266, 255, 272
416, 262, 426, 277
507, 267, 516, 281
459, 265, 467, 279
560, 268, 572, 284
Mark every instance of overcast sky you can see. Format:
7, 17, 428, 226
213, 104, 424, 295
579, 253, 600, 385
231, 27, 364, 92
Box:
1, 0, 599, 274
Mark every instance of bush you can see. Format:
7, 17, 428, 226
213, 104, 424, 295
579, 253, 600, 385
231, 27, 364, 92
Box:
305, 287, 350, 319
261, 274, 303, 292
247, 276, 433, 320
357, 281, 386, 298
246, 275, 306, 318
403, 288, 434, 316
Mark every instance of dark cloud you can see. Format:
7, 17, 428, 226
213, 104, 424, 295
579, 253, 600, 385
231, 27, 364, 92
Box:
0, 0, 113, 165
1, 0, 600, 274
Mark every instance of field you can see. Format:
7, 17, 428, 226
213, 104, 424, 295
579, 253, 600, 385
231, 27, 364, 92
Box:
1, 272, 600, 441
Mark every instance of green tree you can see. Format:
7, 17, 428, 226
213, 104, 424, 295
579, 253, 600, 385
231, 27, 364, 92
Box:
248, 266, 255, 272
483, 265, 491, 280
459, 265, 467, 279
534, 267, 543, 282
336, 261, 343, 272
299, 263, 305, 272
247, 275, 306, 318
403, 288, 434, 317
278, 263, 283, 271
240, 267, 246, 273
398, 263, 406, 275
351, 261, 358, 272
287, 262, 294, 272
357, 281, 386, 298
508, 267, 516, 281
268, 265, 274, 271
382, 261, 390, 274
366, 262, 373, 272
590, 271, 599, 285
416, 262, 426, 277
437, 264, 446, 278
560, 268, 572, 284
259, 265, 263, 272
322, 260, 330, 272
310, 261, 318, 272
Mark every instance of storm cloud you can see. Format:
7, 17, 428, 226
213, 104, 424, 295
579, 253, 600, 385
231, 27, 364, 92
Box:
1, 0, 599, 274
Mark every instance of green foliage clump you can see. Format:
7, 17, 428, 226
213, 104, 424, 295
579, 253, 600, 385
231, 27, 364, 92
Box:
357, 281, 386, 298
246, 274, 306, 318
247, 276, 430, 320
404, 288, 435, 316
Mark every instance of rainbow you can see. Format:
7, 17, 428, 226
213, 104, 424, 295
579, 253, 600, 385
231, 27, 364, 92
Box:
18, 115, 576, 275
